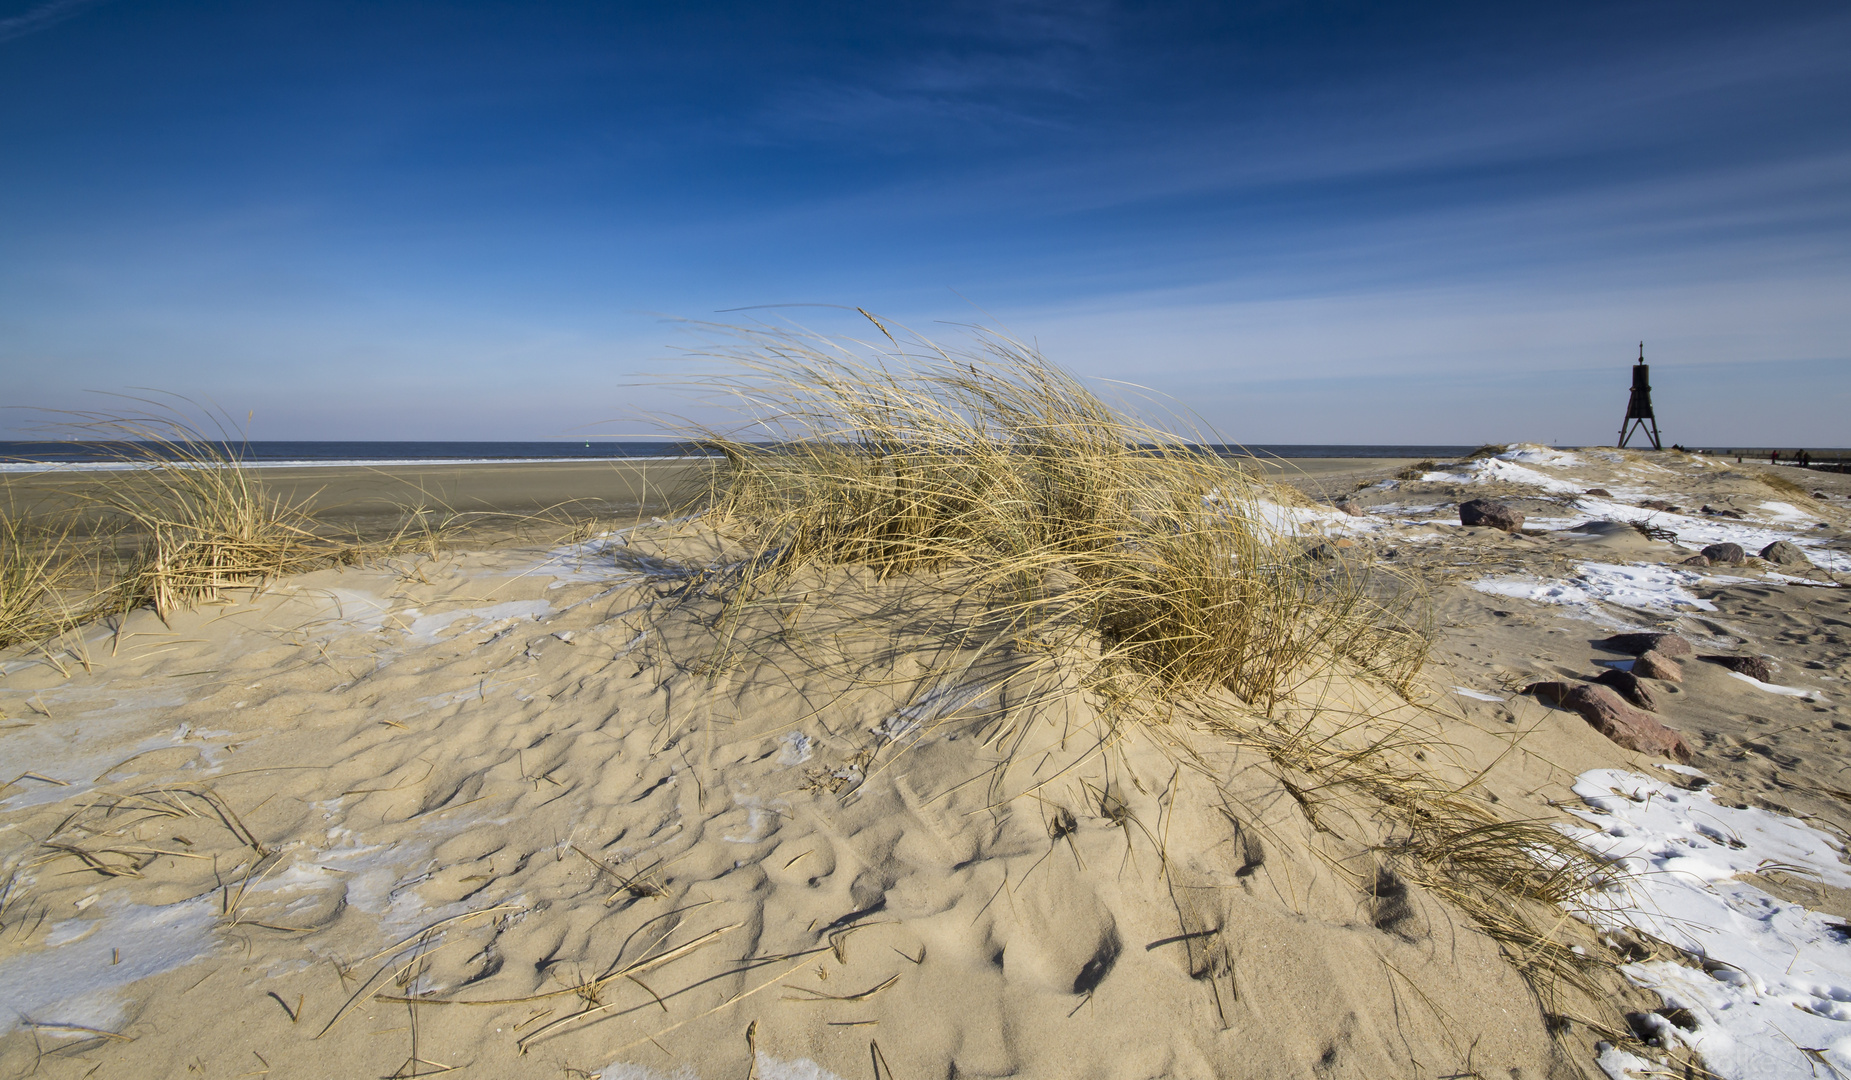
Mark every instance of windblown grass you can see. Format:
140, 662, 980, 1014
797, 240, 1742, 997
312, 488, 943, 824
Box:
683, 318, 1426, 712
0, 399, 469, 643
46, 401, 328, 619
0, 506, 123, 650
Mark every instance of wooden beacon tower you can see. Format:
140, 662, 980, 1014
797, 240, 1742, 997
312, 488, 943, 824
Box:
1616, 342, 1661, 450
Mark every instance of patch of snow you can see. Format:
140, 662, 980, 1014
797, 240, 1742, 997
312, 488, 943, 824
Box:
404, 600, 552, 644
721, 791, 783, 845
777, 731, 814, 765
756, 1055, 850, 1080
1420, 457, 1584, 494
1726, 671, 1829, 702
0, 896, 219, 1035
311, 814, 511, 938
1472, 562, 1718, 621
1369, 502, 1448, 517
1594, 1042, 1664, 1080
1527, 498, 1847, 571
1758, 502, 1814, 525
1563, 768, 1851, 1079
595, 1064, 699, 1080
1764, 571, 1836, 586
1451, 687, 1504, 702
879, 676, 1000, 744
0, 688, 202, 810
1498, 445, 1583, 467
300, 587, 410, 635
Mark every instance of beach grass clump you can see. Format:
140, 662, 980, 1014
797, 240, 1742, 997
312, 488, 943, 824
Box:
684, 319, 1426, 711
0, 502, 130, 651
39, 398, 411, 623
1, 402, 492, 647
0, 512, 87, 648
66, 407, 323, 618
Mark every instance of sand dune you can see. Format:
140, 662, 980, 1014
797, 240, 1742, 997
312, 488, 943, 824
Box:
3, 445, 1849, 1079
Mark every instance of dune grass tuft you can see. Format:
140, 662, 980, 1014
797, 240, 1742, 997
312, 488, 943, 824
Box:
682, 319, 1426, 712
0, 504, 128, 651
0, 398, 468, 645
47, 401, 328, 619
1, 513, 85, 649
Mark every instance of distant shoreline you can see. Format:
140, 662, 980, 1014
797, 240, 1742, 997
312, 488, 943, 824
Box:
1, 456, 1421, 540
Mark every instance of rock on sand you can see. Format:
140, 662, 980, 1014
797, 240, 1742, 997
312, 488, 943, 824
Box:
1460, 498, 1524, 532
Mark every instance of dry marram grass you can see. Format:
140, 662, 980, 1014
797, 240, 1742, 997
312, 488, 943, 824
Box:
1, 400, 474, 645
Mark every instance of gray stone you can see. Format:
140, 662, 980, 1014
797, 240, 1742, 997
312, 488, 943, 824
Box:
1460, 499, 1524, 532
1680, 554, 1711, 566
1584, 488, 1612, 497
1700, 542, 1746, 566
1758, 540, 1810, 567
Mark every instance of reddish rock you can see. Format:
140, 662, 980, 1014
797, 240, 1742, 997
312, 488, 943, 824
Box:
1701, 542, 1746, 566
1702, 654, 1776, 683
1525, 681, 1693, 762
1632, 650, 1684, 682
1596, 669, 1660, 711
1599, 632, 1693, 659
1460, 498, 1524, 532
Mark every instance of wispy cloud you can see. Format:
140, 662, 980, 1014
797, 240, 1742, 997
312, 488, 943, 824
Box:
0, 0, 104, 45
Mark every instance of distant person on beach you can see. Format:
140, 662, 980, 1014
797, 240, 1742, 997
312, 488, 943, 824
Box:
1772, 450, 1780, 464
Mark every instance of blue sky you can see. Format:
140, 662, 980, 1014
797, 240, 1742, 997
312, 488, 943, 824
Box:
2, 1, 1847, 444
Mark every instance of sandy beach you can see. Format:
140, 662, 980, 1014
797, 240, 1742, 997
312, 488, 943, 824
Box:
3, 445, 1850, 1079
10, 0, 1848, 1074
2, 460, 719, 544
